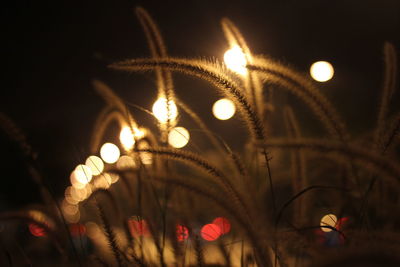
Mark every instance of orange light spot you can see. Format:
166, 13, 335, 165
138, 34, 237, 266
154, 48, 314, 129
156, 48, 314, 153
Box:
201, 223, 221, 241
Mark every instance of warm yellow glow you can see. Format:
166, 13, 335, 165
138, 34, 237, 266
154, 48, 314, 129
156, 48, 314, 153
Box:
62, 200, 78, 216
152, 97, 178, 124
71, 186, 89, 202
100, 143, 120, 164
310, 61, 334, 82
168, 126, 190, 148
73, 165, 93, 184
224, 45, 247, 75
117, 155, 136, 170
70, 171, 86, 189
212, 98, 236, 120
134, 127, 145, 139
65, 209, 80, 223
120, 126, 135, 151
65, 187, 79, 205
137, 141, 152, 165
320, 214, 337, 232
85, 155, 104, 176
93, 174, 112, 189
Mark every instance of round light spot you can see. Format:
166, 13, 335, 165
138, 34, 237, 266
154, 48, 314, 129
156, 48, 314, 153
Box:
176, 225, 189, 242
152, 97, 178, 124
120, 126, 135, 151
224, 45, 247, 75
310, 61, 334, 82
100, 143, 120, 164
85, 155, 104, 176
201, 223, 221, 241
320, 214, 338, 232
212, 98, 236, 120
168, 127, 190, 148
73, 165, 93, 184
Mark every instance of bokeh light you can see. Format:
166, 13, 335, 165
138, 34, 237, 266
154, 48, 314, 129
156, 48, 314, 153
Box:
120, 126, 135, 151
212, 98, 236, 120
70, 171, 86, 189
92, 173, 112, 189
117, 155, 136, 170
100, 143, 120, 164
320, 214, 338, 232
224, 45, 247, 75
201, 223, 221, 241
176, 224, 189, 242
29, 223, 46, 237
85, 155, 104, 176
73, 165, 93, 184
212, 217, 231, 234
310, 61, 334, 82
168, 126, 190, 148
152, 97, 178, 124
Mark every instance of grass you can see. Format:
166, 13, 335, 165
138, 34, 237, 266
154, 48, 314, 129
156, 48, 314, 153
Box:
1, 6, 400, 267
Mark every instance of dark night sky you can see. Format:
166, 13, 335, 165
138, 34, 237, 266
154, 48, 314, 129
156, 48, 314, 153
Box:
1, 0, 399, 208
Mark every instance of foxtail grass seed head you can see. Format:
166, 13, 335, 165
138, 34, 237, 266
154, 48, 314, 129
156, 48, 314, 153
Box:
310, 61, 334, 82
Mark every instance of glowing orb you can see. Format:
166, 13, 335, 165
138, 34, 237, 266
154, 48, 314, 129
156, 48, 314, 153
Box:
152, 97, 178, 124
320, 214, 338, 232
212, 217, 231, 234
85, 155, 104, 176
212, 98, 236, 120
310, 61, 334, 82
201, 223, 221, 241
117, 155, 136, 170
100, 143, 120, 164
29, 223, 46, 237
168, 126, 190, 148
224, 45, 247, 75
120, 126, 135, 151
176, 225, 189, 242
70, 171, 86, 189
137, 141, 152, 165
73, 165, 93, 184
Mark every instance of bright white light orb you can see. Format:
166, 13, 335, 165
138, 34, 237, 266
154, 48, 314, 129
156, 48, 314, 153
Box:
73, 165, 93, 184
168, 127, 190, 148
152, 97, 178, 124
120, 126, 135, 151
85, 155, 104, 176
212, 98, 236, 120
224, 45, 247, 75
320, 214, 337, 232
100, 143, 120, 164
310, 61, 334, 82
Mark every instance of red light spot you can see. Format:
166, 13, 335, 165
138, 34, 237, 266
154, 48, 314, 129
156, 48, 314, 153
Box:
70, 223, 86, 236
29, 223, 46, 237
212, 217, 231, 234
336, 217, 349, 230
128, 219, 149, 237
201, 224, 221, 241
176, 225, 189, 242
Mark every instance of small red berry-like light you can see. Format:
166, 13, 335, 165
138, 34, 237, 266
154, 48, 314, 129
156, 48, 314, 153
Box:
176, 224, 189, 242
212, 217, 231, 234
201, 223, 221, 241
29, 223, 46, 237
